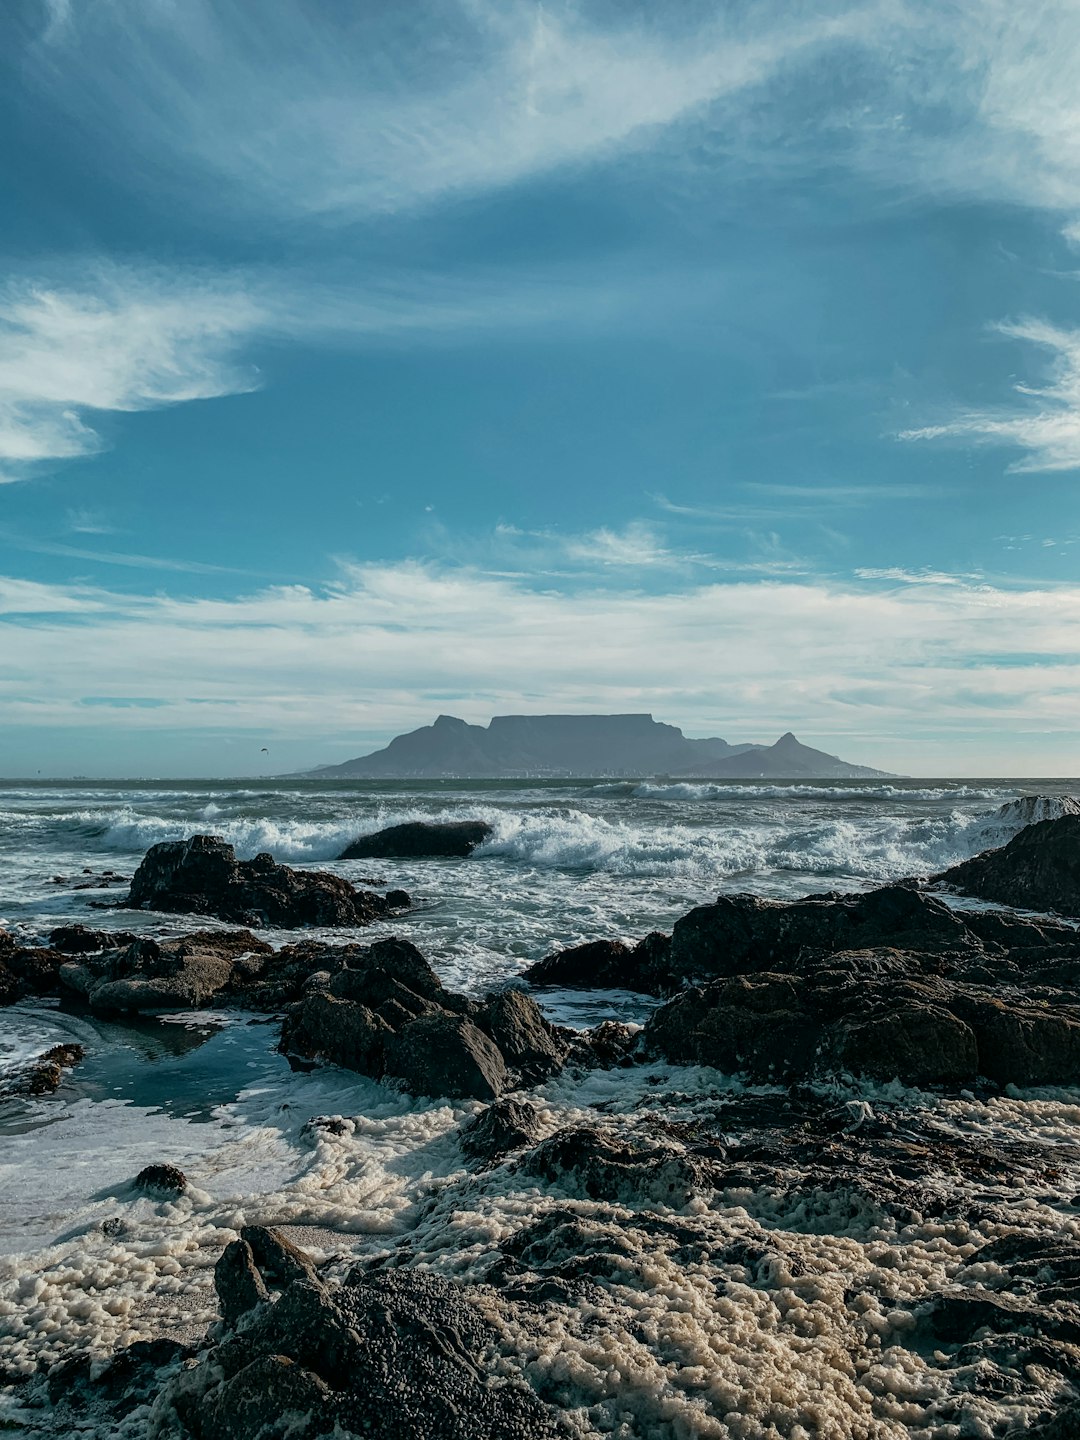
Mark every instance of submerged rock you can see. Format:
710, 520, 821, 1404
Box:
158, 1226, 567, 1440
58, 928, 274, 1012
934, 813, 1080, 917
2, 1042, 85, 1098
339, 819, 493, 859
127, 834, 400, 928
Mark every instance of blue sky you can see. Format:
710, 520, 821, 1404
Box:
2, 0, 1080, 776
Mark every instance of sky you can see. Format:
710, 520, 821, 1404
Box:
2, 0, 1080, 778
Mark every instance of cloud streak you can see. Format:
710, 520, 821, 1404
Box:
902, 319, 1080, 472
4, 562, 1080, 768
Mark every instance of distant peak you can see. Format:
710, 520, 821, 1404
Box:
432, 714, 467, 729
775, 731, 800, 746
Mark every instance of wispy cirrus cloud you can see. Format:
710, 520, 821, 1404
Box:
902, 319, 1080, 473
23, 0, 868, 223
0, 269, 264, 482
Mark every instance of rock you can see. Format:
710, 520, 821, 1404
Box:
48, 924, 139, 953
934, 814, 1080, 917
523, 938, 634, 989
519, 1125, 712, 1208
665, 885, 973, 991
58, 929, 274, 1012
385, 1012, 508, 1101
240, 1224, 316, 1286
951, 994, 1080, 1086
646, 973, 816, 1082
340, 819, 493, 860
166, 1231, 567, 1439
280, 941, 568, 1099
474, 988, 567, 1085
3, 1042, 85, 1098
214, 1238, 269, 1327
461, 1098, 544, 1165
134, 1163, 187, 1197
828, 1001, 978, 1086
127, 834, 400, 927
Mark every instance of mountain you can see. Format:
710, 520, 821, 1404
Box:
692, 731, 889, 779
301, 714, 891, 780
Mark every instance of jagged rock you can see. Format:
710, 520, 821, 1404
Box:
135, 1163, 187, 1196
934, 814, 1080, 917
461, 1098, 544, 1165
165, 1228, 566, 1439
58, 929, 274, 1011
474, 988, 567, 1084
519, 1126, 714, 1207
240, 1224, 316, 1286
339, 819, 493, 859
127, 834, 400, 927
385, 1012, 508, 1101
214, 1238, 269, 1327
645, 951, 1080, 1088
281, 941, 569, 1099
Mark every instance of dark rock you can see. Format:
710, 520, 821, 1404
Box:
519, 1125, 713, 1207
339, 819, 493, 860
574, 1018, 639, 1068
44, 1338, 193, 1417
385, 1011, 508, 1101
951, 994, 1080, 1086
240, 1225, 317, 1286
49, 923, 139, 953
135, 1163, 188, 1196
828, 1002, 979, 1086
199, 1354, 333, 1440
282, 991, 392, 1073
665, 885, 973, 990
127, 834, 400, 927
475, 988, 567, 1085
461, 1098, 544, 1165
215, 1238, 269, 1326
58, 928, 274, 1011
168, 1233, 566, 1440
523, 938, 633, 989
646, 973, 817, 1082
934, 814, 1080, 917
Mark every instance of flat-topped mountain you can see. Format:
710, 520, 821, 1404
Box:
302, 714, 891, 780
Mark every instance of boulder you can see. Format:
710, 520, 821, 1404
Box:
214, 1238, 269, 1327
934, 814, 1080, 917
339, 820, 493, 860
474, 988, 568, 1085
2, 1042, 85, 1098
519, 1126, 712, 1208
646, 973, 815, 1082
828, 1001, 978, 1086
385, 1012, 508, 1101
461, 1098, 544, 1165
127, 834, 400, 928
523, 938, 634, 989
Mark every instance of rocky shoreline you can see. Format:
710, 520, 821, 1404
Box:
3, 813, 1080, 1436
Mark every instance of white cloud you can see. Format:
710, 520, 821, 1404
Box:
901, 319, 1080, 472
3, 562, 1080, 763
0, 270, 264, 481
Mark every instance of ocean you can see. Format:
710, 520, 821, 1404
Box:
2, 776, 1080, 1437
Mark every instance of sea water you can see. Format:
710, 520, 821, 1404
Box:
1, 777, 1079, 1436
